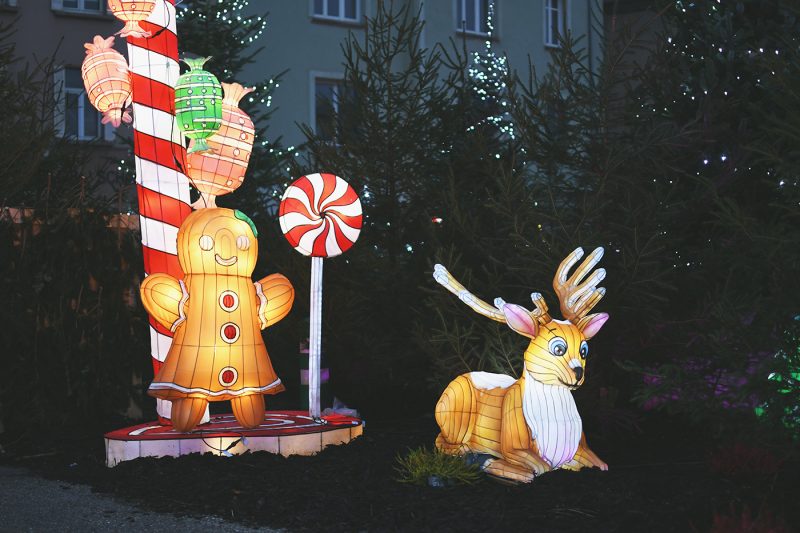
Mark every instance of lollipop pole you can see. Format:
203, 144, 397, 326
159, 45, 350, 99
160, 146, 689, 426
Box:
309, 257, 324, 419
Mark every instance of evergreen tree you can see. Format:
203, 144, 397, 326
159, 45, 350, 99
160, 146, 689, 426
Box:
0, 20, 150, 436
622, 0, 800, 427
297, 1, 486, 415
0, 20, 95, 205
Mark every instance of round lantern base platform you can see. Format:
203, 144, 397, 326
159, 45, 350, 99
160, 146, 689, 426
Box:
103, 411, 363, 467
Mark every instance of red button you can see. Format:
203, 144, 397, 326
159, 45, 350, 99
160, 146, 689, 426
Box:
222, 294, 235, 308
223, 325, 237, 340
222, 370, 235, 383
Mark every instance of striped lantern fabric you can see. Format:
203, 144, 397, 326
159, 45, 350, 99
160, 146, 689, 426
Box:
175, 57, 223, 154
140, 208, 294, 432
186, 82, 256, 208
278, 173, 363, 258
432, 250, 610, 483
107, 0, 157, 39
81, 35, 132, 128
124, 0, 204, 424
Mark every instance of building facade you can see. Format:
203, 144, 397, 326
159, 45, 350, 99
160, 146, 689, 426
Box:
242, 0, 603, 147
0, 0, 124, 144
0, 1, 604, 160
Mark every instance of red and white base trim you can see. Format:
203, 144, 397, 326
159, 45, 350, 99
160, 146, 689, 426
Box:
104, 412, 364, 467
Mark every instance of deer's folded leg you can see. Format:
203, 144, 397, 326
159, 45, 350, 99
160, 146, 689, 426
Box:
483, 458, 535, 483
562, 432, 608, 471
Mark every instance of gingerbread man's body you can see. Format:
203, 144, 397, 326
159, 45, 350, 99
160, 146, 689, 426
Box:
140, 208, 294, 432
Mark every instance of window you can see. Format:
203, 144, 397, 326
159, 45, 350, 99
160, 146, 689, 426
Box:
313, 0, 359, 23
52, 0, 105, 12
544, 0, 568, 48
457, 0, 490, 35
313, 78, 345, 142
55, 67, 104, 141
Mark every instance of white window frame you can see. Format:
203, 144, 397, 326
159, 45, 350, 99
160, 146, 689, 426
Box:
544, 0, 569, 48
310, 72, 346, 143
54, 66, 111, 142
311, 0, 360, 23
51, 0, 105, 13
456, 0, 490, 36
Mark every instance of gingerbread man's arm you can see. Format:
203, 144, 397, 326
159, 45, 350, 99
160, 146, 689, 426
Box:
140, 273, 189, 332
254, 273, 294, 329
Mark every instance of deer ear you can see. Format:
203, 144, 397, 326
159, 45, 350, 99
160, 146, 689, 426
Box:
578, 312, 609, 340
501, 304, 538, 339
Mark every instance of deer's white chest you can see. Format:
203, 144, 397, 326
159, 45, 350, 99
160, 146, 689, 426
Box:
521, 378, 582, 469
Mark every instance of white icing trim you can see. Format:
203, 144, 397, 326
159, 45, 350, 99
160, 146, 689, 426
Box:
149, 378, 282, 397
170, 280, 189, 332
254, 281, 268, 329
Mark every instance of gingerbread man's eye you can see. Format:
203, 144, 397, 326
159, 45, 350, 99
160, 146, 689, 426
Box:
236, 235, 250, 251
199, 235, 214, 251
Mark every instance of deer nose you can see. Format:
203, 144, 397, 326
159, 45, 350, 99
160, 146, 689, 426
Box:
572, 366, 584, 381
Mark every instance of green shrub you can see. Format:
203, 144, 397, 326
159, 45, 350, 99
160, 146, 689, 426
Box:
395, 446, 482, 486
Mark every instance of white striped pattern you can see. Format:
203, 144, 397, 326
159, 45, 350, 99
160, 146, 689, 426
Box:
131, 103, 184, 144
126, 45, 180, 87
148, 325, 172, 363
127, 0, 200, 422
521, 377, 582, 469
139, 215, 179, 254
135, 157, 192, 203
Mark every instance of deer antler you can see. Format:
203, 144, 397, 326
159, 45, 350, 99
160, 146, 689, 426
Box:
433, 264, 506, 323
553, 247, 607, 323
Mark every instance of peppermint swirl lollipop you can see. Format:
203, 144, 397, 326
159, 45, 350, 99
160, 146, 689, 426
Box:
278, 173, 362, 419
279, 173, 362, 258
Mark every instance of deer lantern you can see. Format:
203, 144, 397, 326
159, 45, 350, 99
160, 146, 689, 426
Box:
433, 247, 610, 483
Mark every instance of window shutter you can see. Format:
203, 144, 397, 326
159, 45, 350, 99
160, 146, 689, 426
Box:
53, 66, 66, 138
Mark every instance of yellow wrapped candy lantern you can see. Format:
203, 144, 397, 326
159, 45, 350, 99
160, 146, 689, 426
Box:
140, 208, 294, 432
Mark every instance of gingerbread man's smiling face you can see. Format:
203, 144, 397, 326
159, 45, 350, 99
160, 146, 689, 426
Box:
177, 208, 259, 277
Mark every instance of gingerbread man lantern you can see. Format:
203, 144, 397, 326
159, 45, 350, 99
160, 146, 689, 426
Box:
140, 208, 294, 432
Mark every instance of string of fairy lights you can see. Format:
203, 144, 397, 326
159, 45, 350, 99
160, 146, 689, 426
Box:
467, 0, 515, 140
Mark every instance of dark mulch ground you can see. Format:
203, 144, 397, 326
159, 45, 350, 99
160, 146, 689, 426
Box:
2, 413, 798, 532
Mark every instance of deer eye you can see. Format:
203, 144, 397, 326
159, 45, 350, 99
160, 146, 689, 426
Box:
548, 337, 567, 357
579, 340, 589, 359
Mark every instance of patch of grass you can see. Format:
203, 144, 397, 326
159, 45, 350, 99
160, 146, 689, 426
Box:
395, 446, 482, 486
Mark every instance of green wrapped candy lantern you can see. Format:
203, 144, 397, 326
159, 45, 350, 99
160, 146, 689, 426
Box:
175, 57, 223, 154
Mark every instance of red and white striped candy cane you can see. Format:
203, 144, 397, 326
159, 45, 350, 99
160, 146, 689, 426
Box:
125, 0, 207, 424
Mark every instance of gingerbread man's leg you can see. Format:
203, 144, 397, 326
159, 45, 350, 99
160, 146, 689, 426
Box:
231, 393, 265, 429
171, 397, 209, 432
